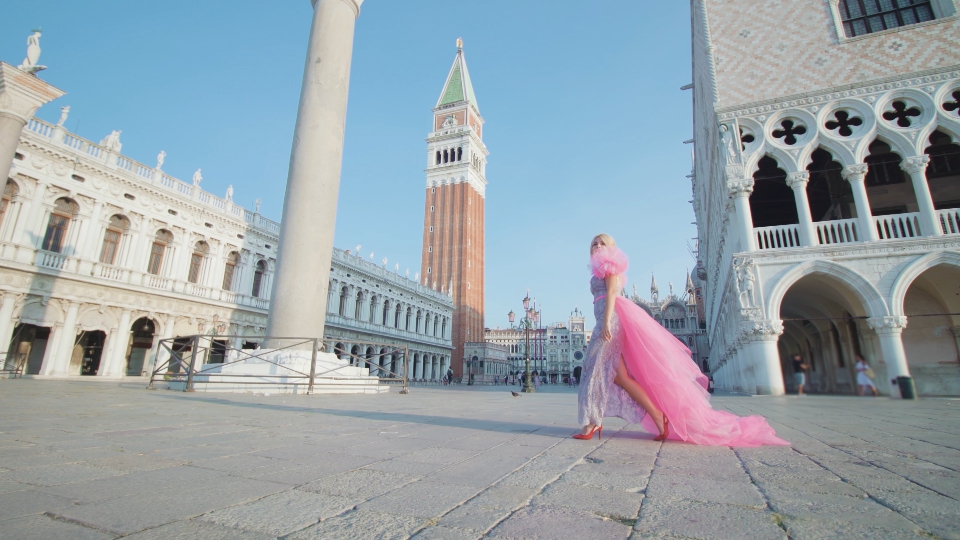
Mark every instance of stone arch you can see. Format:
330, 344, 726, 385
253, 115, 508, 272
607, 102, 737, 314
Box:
17, 298, 64, 327
889, 251, 960, 316
765, 259, 889, 320
76, 305, 119, 332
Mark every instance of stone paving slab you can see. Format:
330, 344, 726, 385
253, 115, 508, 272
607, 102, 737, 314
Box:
0, 381, 957, 539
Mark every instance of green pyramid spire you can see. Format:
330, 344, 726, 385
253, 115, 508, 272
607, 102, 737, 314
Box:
436, 43, 479, 112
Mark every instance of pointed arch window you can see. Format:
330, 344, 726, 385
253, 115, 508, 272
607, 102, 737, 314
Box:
42, 198, 78, 253
222, 251, 240, 290
99, 215, 129, 265
0, 180, 19, 231
148, 230, 173, 275
188, 241, 209, 284
252, 260, 268, 298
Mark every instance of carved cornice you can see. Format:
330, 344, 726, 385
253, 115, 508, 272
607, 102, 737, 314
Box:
740, 319, 783, 342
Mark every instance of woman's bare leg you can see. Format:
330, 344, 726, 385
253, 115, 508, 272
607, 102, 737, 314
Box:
614, 356, 665, 434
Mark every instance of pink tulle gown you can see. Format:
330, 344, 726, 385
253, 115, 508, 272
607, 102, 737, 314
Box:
577, 247, 789, 447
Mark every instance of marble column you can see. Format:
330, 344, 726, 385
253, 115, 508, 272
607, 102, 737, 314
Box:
786, 172, 817, 246
50, 301, 80, 376
0, 292, 20, 354
266, 0, 364, 344
740, 320, 785, 395
868, 316, 911, 397
0, 63, 64, 187
842, 164, 879, 242
100, 309, 131, 378
901, 156, 942, 237
726, 170, 757, 252
150, 313, 176, 374
18, 178, 48, 252
38, 324, 61, 376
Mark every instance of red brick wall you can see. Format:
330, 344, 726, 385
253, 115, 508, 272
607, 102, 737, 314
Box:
421, 182, 485, 377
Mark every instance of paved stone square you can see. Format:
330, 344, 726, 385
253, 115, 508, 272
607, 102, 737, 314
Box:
0, 381, 957, 539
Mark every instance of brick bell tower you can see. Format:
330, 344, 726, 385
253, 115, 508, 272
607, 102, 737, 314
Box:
421, 39, 488, 379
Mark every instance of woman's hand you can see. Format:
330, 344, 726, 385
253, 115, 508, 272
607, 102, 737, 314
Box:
601, 324, 613, 342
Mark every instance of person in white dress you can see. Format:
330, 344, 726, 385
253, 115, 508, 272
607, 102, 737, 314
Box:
855, 355, 879, 396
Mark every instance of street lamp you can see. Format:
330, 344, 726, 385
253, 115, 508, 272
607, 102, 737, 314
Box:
509, 292, 539, 393
198, 314, 227, 336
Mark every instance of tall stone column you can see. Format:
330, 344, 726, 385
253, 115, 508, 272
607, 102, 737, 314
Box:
842, 164, 879, 242
901, 156, 941, 237
100, 309, 131, 378
786, 172, 817, 246
266, 0, 364, 344
0, 63, 64, 185
726, 167, 757, 252
51, 301, 80, 376
868, 316, 910, 397
0, 292, 21, 355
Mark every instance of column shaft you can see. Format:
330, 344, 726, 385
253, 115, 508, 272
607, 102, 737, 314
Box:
0, 293, 19, 355
902, 156, 942, 237
52, 302, 80, 376
787, 172, 817, 246
869, 317, 910, 397
842, 165, 878, 242
266, 0, 363, 342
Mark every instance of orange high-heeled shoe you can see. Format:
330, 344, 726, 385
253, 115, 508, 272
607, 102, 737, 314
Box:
653, 414, 670, 441
573, 425, 602, 440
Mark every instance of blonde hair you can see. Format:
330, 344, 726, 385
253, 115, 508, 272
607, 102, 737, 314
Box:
590, 233, 616, 254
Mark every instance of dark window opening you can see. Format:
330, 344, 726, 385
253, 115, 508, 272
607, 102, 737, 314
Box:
807, 148, 856, 222
839, 0, 934, 37
865, 140, 906, 187
749, 156, 798, 227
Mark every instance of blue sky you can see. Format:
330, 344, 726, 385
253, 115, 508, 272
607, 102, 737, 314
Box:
4, 1, 696, 329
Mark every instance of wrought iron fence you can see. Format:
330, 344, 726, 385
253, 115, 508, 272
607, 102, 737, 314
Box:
147, 335, 408, 394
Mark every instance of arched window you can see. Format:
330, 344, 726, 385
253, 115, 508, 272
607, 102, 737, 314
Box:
42, 198, 78, 253
434, 317, 439, 336
147, 230, 173, 275
339, 286, 349, 316
382, 300, 391, 326
405, 307, 412, 331
355, 290, 363, 319
369, 295, 378, 323
394, 304, 402, 328
457, 147, 463, 161
99, 215, 128, 265
435, 151, 441, 165
441, 318, 447, 338
416, 310, 423, 333
443, 149, 449, 164
188, 241, 209, 284
251, 260, 267, 298
222, 252, 240, 290
0, 180, 19, 231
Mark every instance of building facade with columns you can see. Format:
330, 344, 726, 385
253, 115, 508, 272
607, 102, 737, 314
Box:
325, 248, 454, 382
0, 56, 451, 382
485, 309, 591, 384
690, 0, 960, 396
462, 341, 509, 385
629, 272, 711, 373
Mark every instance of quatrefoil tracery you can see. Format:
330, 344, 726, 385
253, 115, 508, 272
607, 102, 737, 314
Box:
772, 119, 807, 146
825, 110, 863, 137
882, 100, 921, 128
943, 90, 960, 117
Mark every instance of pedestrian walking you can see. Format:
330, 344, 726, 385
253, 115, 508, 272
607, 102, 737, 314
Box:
855, 354, 879, 396
792, 354, 809, 395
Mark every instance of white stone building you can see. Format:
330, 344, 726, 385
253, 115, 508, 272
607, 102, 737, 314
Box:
485, 309, 591, 384
325, 249, 454, 382
462, 341, 509, 384
0, 62, 452, 382
629, 272, 711, 372
689, 0, 960, 396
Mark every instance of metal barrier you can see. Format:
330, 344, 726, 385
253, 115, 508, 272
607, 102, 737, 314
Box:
0, 353, 27, 378
147, 335, 408, 394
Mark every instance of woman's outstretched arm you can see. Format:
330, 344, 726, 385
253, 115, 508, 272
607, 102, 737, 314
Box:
601, 275, 618, 341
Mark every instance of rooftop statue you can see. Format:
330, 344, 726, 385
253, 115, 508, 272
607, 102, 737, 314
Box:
56, 106, 70, 127
17, 29, 47, 75
156, 150, 166, 170
193, 169, 202, 186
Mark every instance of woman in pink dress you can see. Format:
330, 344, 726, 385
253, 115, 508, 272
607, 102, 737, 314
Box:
574, 234, 789, 447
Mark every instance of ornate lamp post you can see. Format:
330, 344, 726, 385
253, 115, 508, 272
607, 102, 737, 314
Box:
508, 292, 539, 393
198, 314, 227, 336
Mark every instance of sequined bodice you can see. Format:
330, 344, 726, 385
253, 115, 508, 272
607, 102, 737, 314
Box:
591, 276, 607, 321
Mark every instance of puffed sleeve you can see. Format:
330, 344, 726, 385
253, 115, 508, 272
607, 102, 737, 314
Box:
590, 246, 629, 280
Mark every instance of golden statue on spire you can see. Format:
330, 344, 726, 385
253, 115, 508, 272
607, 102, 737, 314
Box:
457, 37, 463, 50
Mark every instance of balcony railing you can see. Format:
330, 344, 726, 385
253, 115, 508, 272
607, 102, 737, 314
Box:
874, 213, 922, 240
939, 208, 960, 235
816, 218, 859, 245
34, 250, 75, 272
756, 224, 801, 250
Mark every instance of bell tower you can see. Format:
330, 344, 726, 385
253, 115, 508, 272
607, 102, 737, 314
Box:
421, 39, 488, 378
